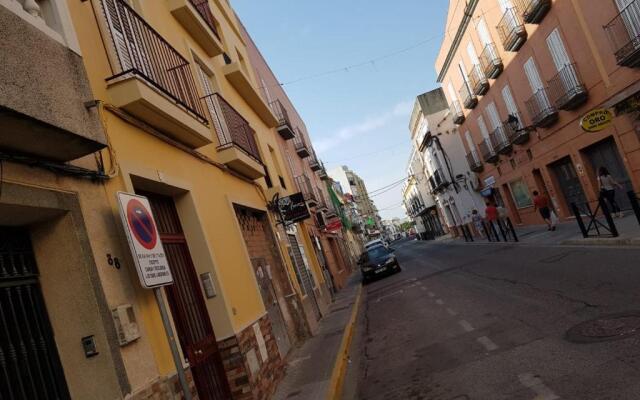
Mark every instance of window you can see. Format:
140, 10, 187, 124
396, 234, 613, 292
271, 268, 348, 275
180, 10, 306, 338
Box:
526, 149, 533, 161
476, 18, 493, 47
467, 42, 480, 66
510, 159, 517, 169
546, 28, 572, 72
477, 116, 490, 140
524, 58, 544, 93
501, 84, 521, 125
486, 102, 502, 130
7, 0, 81, 53
509, 178, 534, 208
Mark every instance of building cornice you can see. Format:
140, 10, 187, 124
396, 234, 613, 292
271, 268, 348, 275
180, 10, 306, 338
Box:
436, 0, 479, 83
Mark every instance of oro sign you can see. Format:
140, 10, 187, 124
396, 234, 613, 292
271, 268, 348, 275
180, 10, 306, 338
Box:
580, 109, 613, 133
117, 192, 173, 288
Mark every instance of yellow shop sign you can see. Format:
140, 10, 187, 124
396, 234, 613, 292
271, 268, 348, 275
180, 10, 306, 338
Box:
580, 109, 613, 132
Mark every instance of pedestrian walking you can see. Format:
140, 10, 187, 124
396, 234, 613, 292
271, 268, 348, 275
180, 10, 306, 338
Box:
471, 209, 485, 238
598, 167, 624, 218
485, 202, 498, 223
533, 191, 556, 231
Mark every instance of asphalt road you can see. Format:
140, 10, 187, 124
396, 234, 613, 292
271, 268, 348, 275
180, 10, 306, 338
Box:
351, 239, 640, 400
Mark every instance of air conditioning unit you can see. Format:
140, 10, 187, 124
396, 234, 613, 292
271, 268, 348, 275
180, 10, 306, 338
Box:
112, 304, 140, 346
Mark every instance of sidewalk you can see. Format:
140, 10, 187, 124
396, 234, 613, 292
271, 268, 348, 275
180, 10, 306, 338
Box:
272, 275, 362, 400
441, 213, 640, 247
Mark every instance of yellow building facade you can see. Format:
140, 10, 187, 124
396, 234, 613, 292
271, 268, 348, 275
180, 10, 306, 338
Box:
64, 0, 330, 398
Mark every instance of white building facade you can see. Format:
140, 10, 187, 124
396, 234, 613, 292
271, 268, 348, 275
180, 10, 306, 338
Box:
410, 89, 485, 235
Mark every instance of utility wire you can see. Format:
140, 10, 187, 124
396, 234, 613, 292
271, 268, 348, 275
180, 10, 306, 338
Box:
368, 177, 409, 194
259, 2, 504, 89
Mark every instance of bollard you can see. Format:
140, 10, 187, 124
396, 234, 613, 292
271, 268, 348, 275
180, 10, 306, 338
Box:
482, 221, 493, 242
599, 197, 619, 237
627, 191, 640, 227
571, 202, 588, 238
488, 220, 501, 242
497, 219, 508, 241
506, 217, 519, 242
466, 225, 474, 242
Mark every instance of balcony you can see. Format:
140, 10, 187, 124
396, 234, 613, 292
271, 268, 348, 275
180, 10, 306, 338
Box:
466, 151, 484, 173
450, 100, 465, 125
490, 126, 512, 155
295, 175, 318, 207
222, 62, 278, 128
479, 138, 499, 164
504, 113, 531, 145
206, 93, 265, 179
497, 8, 527, 52
294, 129, 310, 158
1, 2, 107, 161
515, 0, 551, 24
480, 43, 503, 79
459, 83, 478, 110
468, 65, 489, 96
548, 63, 588, 111
102, 0, 212, 148
318, 166, 329, 180
525, 88, 559, 128
308, 152, 321, 171
605, 1, 640, 67
428, 169, 449, 193
168, 0, 223, 57
269, 99, 295, 140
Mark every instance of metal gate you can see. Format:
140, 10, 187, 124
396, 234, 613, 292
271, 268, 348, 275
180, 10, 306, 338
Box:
551, 157, 588, 213
287, 234, 321, 320
144, 193, 231, 400
584, 137, 634, 210
0, 227, 70, 400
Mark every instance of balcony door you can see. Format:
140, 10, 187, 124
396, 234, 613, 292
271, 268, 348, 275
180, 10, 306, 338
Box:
502, 85, 522, 128
616, 0, 640, 41
546, 29, 577, 95
477, 115, 493, 150
103, 0, 152, 76
486, 102, 504, 142
524, 57, 552, 112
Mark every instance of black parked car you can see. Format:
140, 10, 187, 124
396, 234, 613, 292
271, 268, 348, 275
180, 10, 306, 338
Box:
359, 244, 401, 283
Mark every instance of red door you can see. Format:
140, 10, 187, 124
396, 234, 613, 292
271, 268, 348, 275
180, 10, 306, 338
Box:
143, 192, 231, 400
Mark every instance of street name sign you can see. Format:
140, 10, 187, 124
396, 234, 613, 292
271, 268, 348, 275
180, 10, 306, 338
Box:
117, 192, 173, 288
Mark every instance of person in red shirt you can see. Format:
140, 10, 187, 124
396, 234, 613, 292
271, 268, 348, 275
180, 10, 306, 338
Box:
484, 202, 498, 222
533, 190, 555, 231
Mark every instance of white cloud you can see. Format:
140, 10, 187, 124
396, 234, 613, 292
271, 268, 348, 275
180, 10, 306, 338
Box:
314, 99, 413, 154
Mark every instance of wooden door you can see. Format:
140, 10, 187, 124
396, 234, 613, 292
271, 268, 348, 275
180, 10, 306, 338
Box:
143, 193, 231, 400
550, 158, 588, 213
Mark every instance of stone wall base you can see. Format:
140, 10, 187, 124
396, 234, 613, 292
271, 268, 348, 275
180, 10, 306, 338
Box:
125, 368, 198, 400
218, 315, 284, 400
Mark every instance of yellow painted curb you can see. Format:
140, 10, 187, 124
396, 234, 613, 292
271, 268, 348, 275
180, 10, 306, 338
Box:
326, 285, 363, 400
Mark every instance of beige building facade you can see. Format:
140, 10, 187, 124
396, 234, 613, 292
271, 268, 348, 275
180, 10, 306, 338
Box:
437, 0, 640, 225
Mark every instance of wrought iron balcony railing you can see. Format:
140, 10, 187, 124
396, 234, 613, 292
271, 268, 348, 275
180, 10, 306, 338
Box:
206, 93, 262, 162
102, 0, 208, 123
604, 0, 640, 67
429, 169, 448, 193
479, 137, 499, 164
490, 125, 512, 155
466, 151, 484, 173
269, 99, 295, 140
503, 112, 530, 145
497, 7, 527, 52
468, 64, 489, 96
548, 63, 588, 110
190, 0, 221, 39
308, 152, 321, 171
514, 0, 551, 24
479, 43, 503, 79
451, 100, 465, 124
459, 83, 478, 109
295, 174, 317, 206
294, 128, 310, 158
525, 88, 559, 128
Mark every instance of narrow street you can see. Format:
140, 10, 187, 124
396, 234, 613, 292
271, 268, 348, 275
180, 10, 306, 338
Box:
353, 239, 640, 400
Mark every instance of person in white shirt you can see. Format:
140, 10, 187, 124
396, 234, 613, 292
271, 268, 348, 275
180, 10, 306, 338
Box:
598, 167, 624, 218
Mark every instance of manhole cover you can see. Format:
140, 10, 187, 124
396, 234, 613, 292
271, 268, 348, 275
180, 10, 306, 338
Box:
566, 313, 640, 343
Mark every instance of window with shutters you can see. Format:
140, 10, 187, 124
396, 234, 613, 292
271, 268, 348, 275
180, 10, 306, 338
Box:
546, 28, 587, 110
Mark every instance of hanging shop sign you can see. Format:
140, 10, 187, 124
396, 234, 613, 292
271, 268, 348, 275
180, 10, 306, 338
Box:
277, 192, 311, 225
324, 218, 343, 233
117, 192, 173, 288
580, 109, 613, 133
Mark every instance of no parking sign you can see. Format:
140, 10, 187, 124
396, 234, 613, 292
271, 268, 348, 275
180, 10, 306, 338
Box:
117, 192, 173, 288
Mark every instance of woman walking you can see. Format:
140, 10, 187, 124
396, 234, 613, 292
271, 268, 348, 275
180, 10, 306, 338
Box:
598, 167, 624, 217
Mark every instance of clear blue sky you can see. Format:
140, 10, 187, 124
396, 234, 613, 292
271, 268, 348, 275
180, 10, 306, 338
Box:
233, 0, 449, 219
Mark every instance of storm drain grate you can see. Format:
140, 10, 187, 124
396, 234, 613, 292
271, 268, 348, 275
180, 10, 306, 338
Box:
566, 313, 640, 343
